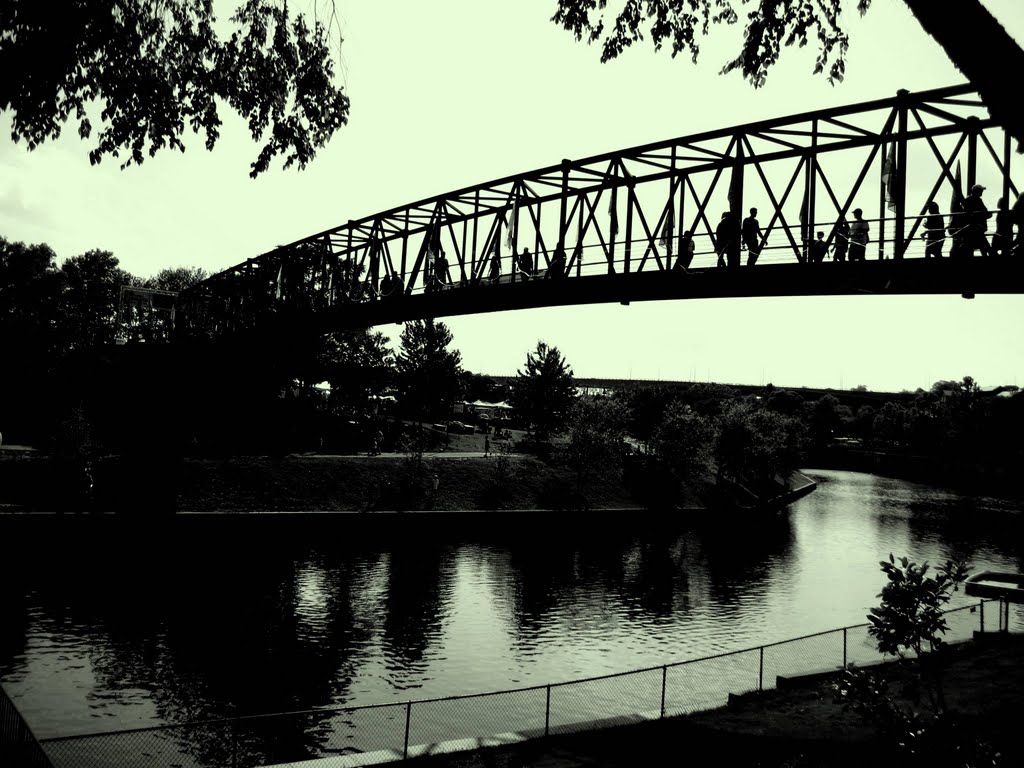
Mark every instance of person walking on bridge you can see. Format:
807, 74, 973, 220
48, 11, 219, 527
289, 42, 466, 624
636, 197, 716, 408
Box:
674, 230, 695, 271
849, 208, 869, 261
923, 201, 945, 258
715, 212, 740, 268
832, 216, 850, 262
518, 247, 533, 281
742, 208, 762, 265
962, 184, 992, 257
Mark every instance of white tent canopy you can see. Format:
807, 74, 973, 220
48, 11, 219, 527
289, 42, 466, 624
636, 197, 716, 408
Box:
467, 400, 513, 410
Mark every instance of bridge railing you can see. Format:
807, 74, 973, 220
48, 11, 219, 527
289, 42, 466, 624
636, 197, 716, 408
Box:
397, 212, 1007, 298
28, 599, 1021, 768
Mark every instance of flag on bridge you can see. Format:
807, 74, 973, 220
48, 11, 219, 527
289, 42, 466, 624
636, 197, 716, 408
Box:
660, 201, 675, 256
882, 143, 897, 212
798, 175, 811, 248
608, 196, 618, 239
950, 160, 964, 213
505, 195, 517, 249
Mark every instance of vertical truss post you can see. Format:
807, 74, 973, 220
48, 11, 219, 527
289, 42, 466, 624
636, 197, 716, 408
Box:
967, 117, 979, 190
472, 190, 480, 280
1002, 130, 1012, 206
610, 173, 619, 274
576, 198, 584, 278
401, 211, 409, 290
512, 182, 521, 279
895, 90, 908, 259
559, 159, 570, 252
878, 136, 887, 260
678, 173, 686, 262
735, 134, 745, 261
667, 150, 676, 269
345, 222, 354, 293
624, 181, 633, 274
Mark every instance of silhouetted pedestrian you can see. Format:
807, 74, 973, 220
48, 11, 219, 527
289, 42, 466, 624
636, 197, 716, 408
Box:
849, 208, 869, 261
833, 216, 850, 262
742, 207, 762, 265
674, 230, 695, 271
518, 247, 533, 280
484, 435, 491, 457
962, 183, 992, 257
430, 473, 440, 508
548, 246, 567, 278
809, 231, 828, 263
489, 251, 502, 281
923, 201, 944, 258
1013, 194, 1024, 257
716, 212, 740, 268
993, 196, 1012, 257
435, 248, 450, 285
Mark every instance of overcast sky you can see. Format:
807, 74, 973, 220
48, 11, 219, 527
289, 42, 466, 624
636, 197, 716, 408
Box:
2, 0, 1023, 391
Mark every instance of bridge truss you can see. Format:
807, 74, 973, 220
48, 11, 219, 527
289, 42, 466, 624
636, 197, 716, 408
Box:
171, 84, 1022, 338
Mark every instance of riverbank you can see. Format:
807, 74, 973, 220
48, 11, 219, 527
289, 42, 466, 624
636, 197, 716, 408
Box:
392, 633, 1024, 768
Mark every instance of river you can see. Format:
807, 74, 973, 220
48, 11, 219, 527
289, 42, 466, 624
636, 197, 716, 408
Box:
1, 469, 1021, 747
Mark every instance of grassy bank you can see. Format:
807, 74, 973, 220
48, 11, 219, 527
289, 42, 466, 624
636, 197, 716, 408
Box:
403, 634, 1024, 768
164, 454, 652, 513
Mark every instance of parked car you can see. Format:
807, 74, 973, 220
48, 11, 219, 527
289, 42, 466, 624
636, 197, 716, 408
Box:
446, 420, 475, 435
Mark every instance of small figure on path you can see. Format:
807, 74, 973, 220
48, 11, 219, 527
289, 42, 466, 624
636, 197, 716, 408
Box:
430, 473, 440, 509
484, 434, 491, 457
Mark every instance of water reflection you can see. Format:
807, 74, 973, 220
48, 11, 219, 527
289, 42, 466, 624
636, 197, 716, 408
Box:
1, 469, 1021, 750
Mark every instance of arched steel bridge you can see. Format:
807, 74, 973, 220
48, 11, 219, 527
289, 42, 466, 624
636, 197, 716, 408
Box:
147, 84, 1023, 339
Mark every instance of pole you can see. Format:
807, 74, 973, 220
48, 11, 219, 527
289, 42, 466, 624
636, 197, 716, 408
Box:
404, 702, 411, 759
660, 666, 667, 718
843, 627, 848, 668
980, 599, 985, 633
544, 685, 552, 736
758, 646, 764, 693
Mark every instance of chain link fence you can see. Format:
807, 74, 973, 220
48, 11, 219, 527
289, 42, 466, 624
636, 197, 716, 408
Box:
2, 598, 1016, 768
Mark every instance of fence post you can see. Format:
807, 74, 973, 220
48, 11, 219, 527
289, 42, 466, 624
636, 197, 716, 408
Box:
660, 666, 667, 718
758, 647, 764, 693
544, 685, 551, 737
980, 600, 985, 633
403, 702, 411, 760
843, 627, 848, 668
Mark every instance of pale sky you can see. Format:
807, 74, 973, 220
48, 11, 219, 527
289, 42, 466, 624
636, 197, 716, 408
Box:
2, 0, 1023, 391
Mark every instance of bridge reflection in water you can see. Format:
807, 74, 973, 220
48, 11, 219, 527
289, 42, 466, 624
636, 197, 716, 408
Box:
116, 84, 1023, 339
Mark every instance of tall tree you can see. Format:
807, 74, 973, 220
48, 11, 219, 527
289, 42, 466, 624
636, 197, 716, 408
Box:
1, 0, 350, 177
551, 0, 1024, 151
59, 249, 133, 350
395, 319, 463, 421
322, 329, 394, 416
147, 266, 209, 293
563, 396, 629, 493
510, 341, 576, 440
0, 237, 65, 442
651, 400, 718, 486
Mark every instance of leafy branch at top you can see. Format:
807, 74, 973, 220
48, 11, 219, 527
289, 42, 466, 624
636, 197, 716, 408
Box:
0, 0, 350, 177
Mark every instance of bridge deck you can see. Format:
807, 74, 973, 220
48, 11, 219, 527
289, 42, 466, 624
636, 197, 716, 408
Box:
309, 258, 1024, 331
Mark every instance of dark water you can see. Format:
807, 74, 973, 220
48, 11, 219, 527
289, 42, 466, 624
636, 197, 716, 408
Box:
1, 470, 1021, 742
